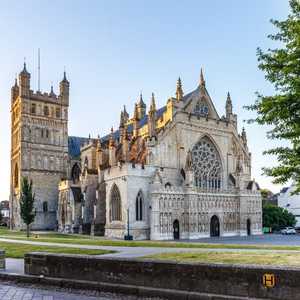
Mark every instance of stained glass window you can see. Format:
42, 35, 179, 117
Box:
191, 137, 222, 189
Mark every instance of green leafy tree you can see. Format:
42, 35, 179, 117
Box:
20, 177, 35, 237
246, 0, 300, 193
263, 204, 296, 231
260, 189, 269, 200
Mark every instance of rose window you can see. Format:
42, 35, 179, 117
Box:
191, 137, 222, 189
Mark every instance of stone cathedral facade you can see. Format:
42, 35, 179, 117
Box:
10, 65, 262, 239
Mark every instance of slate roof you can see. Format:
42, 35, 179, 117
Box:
68, 85, 200, 159
68, 136, 89, 158
280, 187, 289, 194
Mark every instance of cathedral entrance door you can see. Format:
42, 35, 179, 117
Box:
247, 219, 251, 236
173, 220, 180, 240
210, 215, 220, 237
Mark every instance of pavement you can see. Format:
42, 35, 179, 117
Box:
1, 259, 24, 275
0, 282, 142, 299
183, 233, 300, 245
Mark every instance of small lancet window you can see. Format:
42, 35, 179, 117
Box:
56, 107, 61, 118
44, 106, 49, 116
135, 191, 143, 221
31, 103, 36, 114
43, 201, 48, 212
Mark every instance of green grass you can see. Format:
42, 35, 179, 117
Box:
143, 251, 300, 267
0, 241, 114, 258
1, 227, 300, 251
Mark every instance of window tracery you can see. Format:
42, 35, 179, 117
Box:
191, 137, 222, 189
194, 101, 209, 116
110, 184, 121, 221
135, 190, 143, 221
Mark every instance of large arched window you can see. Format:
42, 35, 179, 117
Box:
71, 163, 81, 184
191, 136, 222, 189
110, 184, 122, 221
135, 191, 143, 221
14, 163, 19, 188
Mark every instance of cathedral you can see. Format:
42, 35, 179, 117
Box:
10, 64, 262, 240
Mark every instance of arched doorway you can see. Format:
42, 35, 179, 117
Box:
173, 220, 180, 240
247, 219, 251, 236
210, 215, 220, 237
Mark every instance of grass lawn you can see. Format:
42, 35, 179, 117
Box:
0, 241, 114, 258
143, 251, 300, 267
2, 227, 300, 251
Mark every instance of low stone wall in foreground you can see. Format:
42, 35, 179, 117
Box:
24, 252, 299, 300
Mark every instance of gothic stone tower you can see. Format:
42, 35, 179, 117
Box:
10, 63, 69, 230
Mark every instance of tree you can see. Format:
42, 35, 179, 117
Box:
20, 177, 35, 237
263, 204, 296, 231
246, 0, 300, 193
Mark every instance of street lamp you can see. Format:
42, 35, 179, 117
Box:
124, 207, 133, 240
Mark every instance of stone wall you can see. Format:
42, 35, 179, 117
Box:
25, 252, 300, 300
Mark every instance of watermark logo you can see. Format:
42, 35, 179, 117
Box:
263, 273, 276, 288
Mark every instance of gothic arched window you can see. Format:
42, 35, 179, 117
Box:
31, 103, 36, 114
71, 163, 81, 184
43, 201, 48, 212
136, 191, 143, 221
44, 105, 49, 116
191, 136, 222, 189
194, 101, 209, 117
165, 182, 172, 188
110, 184, 121, 221
56, 107, 61, 118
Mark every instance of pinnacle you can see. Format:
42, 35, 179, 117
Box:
176, 76, 184, 101
226, 91, 232, 102
200, 68, 205, 87
20, 61, 30, 75
177, 77, 182, 87
150, 92, 156, 110
138, 92, 145, 106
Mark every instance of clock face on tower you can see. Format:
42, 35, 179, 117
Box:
194, 102, 209, 116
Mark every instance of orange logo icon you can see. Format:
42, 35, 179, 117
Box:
263, 273, 276, 288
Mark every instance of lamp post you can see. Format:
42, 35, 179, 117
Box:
124, 207, 133, 240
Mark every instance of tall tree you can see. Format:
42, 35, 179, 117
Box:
246, 0, 300, 192
20, 177, 35, 237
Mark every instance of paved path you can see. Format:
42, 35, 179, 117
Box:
1, 236, 300, 259
2, 258, 24, 275
185, 234, 300, 245
0, 282, 140, 300
0, 237, 208, 258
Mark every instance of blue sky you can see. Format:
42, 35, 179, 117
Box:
0, 0, 290, 200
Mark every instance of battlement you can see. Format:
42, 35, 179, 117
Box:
29, 89, 59, 103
